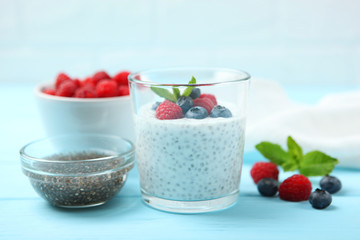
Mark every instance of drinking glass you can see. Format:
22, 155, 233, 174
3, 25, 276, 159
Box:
129, 68, 250, 213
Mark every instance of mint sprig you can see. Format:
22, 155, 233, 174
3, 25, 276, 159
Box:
150, 87, 177, 102
182, 76, 196, 97
255, 136, 339, 176
150, 76, 197, 102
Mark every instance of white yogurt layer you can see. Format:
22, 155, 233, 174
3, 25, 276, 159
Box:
135, 103, 246, 201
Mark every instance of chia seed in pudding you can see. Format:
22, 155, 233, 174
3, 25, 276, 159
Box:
23, 152, 133, 208
135, 103, 245, 201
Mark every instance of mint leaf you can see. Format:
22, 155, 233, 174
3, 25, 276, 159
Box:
281, 158, 298, 172
299, 151, 339, 176
172, 87, 181, 100
182, 76, 196, 97
255, 142, 291, 166
287, 136, 303, 166
150, 86, 176, 102
256, 136, 339, 176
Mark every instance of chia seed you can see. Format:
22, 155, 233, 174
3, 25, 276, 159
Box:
23, 151, 134, 208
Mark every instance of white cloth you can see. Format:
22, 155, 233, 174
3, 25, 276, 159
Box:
245, 79, 360, 168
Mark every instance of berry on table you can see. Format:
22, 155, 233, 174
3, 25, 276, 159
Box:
200, 94, 217, 105
92, 71, 111, 83
320, 175, 342, 194
118, 85, 130, 96
257, 178, 278, 197
156, 100, 183, 120
193, 97, 215, 114
279, 174, 312, 202
309, 188, 332, 209
176, 96, 193, 114
55, 73, 72, 89
210, 105, 232, 118
189, 88, 201, 99
113, 71, 131, 86
96, 80, 118, 97
185, 106, 208, 119
250, 162, 279, 184
56, 81, 77, 97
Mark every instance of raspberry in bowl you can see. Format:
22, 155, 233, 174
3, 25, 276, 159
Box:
35, 70, 134, 141
129, 68, 250, 213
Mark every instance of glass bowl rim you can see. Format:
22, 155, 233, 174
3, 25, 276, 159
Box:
128, 67, 251, 86
19, 134, 135, 165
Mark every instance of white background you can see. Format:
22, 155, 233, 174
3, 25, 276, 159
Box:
1, 0, 359, 85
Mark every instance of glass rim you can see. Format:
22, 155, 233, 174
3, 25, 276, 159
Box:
128, 67, 251, 86
19, 134, 135, 165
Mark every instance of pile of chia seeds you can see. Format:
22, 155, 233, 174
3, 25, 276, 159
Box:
24, 151, 133, 208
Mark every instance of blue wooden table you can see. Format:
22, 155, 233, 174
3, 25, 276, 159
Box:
1, 83, 359, 240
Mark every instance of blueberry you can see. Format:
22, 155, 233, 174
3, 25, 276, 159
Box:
309, 188, 332, 209
257, 178, 278, 197
189, 88, 201, 99
185, 106, 208, 119
210, 105, 232, 118
320, 175, 341, 194
176, 96, 193, 114
152, 102, 161, 111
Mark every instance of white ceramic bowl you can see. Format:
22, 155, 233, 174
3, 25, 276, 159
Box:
35, 83, 135, 141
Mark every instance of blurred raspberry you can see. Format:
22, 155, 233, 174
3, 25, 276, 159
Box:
118, 85, 130, 96
73, 78, 81, 88
250, 162, 279, 184
56, 81, 77, 97
279, 174, 312, 202
74, 86, 97, 98
55, 73, 72, 89
193, 97, 215, 114
92, 71, 111, 84
81, 77, 97, 88
156, 100, 183, 120
200, 94, 217, 105
43, 88, 56, 96
96, 80, 118, 97
113, 71, 131, 86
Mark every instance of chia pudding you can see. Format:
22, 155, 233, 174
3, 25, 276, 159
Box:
135, 104, 245, 201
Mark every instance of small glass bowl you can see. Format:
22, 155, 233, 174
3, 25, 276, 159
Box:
20, 134, 135, 208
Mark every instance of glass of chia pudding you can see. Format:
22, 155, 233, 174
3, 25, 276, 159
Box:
129, 68, 250, 213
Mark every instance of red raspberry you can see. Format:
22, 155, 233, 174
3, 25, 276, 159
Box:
96, 80, 118, 97
156, 100, 183, 120
113, 71, 131, 86
56, 81, 77, 97
250, 162, 279, 184
200, 94, 217, 105
92, 71, 111, 83
55, 73, 72, 89
81, 77, 97, 88
74, 86, 97, 98
118, 85, 130, 96
279, 174, 312, 202
73, 78, 81, 88
193, 97, 215, 114
43, 88, 56, 95
98, 78, 118, 87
